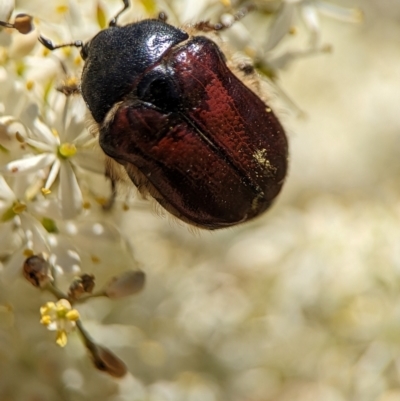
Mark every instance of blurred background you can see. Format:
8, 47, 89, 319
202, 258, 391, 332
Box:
1, 0, 400, 400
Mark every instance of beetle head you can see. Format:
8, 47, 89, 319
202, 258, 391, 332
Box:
80, 20, 188, 123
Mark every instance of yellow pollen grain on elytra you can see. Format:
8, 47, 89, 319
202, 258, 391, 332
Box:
58, 143, 77, 158
41, 188, 51, 195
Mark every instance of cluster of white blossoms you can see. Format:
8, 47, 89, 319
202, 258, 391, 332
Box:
0, 0, 375, 400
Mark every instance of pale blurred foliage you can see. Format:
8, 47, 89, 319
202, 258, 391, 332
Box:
1, 0, 400, 400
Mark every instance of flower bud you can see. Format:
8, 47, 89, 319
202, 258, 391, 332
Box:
68, 274, 95, 300
13, 14, 33, 34
87, 343, 127, 378
23, 254, 52, 288
104, 271, 145, 299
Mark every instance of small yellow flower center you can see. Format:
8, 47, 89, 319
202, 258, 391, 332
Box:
26, 80, 34, 91
56, 302, 71, 318
40, 299, 80, 347
56, 5, 69, 14
58, 143, 77, 159
12, 201, 27, 214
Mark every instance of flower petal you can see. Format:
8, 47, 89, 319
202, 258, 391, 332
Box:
31, 119, 59, 147
20, 213, 49, 252
316, 1, 363, 23
43, 158, 61, 190
73, 149, 105, 174
0, 0, 14, 22
1, 153, 56, 175
1, 247, 27, 282
24, 138, 55, 152
0, 175, 15, 201
47, 234, 81, 275
18, 103, 39, 128
301, 4, 321, 49
264, 2, 296, 52
64, 115, 85, 144
58, 161, 82, 219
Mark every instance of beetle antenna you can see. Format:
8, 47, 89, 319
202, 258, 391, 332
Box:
109, 0, 130, 27
38, 35, 83, 51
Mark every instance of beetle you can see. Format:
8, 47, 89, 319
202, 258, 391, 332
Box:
9, 0, 289, 229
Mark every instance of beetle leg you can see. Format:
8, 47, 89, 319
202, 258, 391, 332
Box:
102, 174, 117, 211
109, 0, 131, 27
193, 3, 256, 32
237, 62, 255, 76
158, 12, 168, 22
57, 81, 80, 96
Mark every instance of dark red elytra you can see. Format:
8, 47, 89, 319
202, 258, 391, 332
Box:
38, 1, 289, 229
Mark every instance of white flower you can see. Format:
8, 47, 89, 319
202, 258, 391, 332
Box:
0, 174, 86, 281
0, 174, 50, 274
40, 299, 80, 347
104, 270, 146, 299
264, 0, 363, 68
1, 94, 105, 219
0, 67, 39, 157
